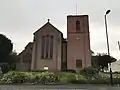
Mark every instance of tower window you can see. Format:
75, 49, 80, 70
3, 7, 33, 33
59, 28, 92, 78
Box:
76, 20, 80, 31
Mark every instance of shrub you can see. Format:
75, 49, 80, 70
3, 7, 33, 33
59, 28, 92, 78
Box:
80, 66, 99, 79
112, 74, 120, 84
61, 69, 76, 73
113, 78, 120, 84
35, 72, 58, 84
0, 71, 30, 84
0, 64, 10, 74
0, 68, 3, 79
0, 71, 58, 84
70, 77, 109, 84
70, 80, 87, 84
58, 72, 76, 84
2, 70, 120, 85
70, 74, 87, 84
29, 70, 46, 72
88, 78, 109, 84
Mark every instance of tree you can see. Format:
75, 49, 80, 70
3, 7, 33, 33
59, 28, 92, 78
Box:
0, 34, 13, 62
0, 51, 19, 74
91, 53, 117, 72
0, 34, 17, 73
7, 51, 18, 63
7, 51, 19, 69
91, 55, 99, 69
91, 50, 94, 55
97, 53, 117, 71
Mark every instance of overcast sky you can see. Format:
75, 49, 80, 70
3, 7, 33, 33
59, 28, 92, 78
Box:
0, 0, 120, 59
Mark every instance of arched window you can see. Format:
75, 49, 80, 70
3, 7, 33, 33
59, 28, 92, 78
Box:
45, 34, 49, 58
76, 20, 80, 31
41, 34, 53, 59
50, 35, 54, 58
41, 36, 45, 58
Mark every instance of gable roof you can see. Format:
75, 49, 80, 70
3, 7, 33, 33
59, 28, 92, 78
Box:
33, 21, 63, 35
18, 42, 33, 57
25, 42, 33, 49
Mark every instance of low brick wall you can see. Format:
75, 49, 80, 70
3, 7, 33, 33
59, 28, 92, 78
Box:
0, 84, 120, 90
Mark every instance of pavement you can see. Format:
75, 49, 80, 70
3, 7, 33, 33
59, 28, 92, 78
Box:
0, 84, 120, 90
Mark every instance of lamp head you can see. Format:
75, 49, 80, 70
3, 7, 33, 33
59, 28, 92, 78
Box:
106, 10, 111, 15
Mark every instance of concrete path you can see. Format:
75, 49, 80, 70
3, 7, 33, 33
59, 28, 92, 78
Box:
0, 84, 120, 90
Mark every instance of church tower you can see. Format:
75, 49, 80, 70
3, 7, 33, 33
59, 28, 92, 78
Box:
67, 15, 91, 70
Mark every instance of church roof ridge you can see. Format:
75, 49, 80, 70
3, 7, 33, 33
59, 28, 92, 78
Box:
33, 20, 62, 35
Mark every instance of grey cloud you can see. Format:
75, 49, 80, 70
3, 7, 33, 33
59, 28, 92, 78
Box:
0, 0, 120, 59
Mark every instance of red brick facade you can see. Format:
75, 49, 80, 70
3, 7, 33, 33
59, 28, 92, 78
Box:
67, 15, 91, 70
17, 15, 91, 71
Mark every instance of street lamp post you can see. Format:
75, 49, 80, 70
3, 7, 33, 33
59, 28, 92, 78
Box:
104, 10, 113, 86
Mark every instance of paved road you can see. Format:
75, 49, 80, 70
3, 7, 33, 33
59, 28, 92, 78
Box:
0, 84, 120, 90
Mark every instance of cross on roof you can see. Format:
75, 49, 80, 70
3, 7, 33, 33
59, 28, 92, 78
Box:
48, 19, 50, 22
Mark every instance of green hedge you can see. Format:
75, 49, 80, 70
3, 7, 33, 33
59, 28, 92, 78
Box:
57, 72, 86, 84
70, 74, 109, 84
58, 72, 76, 84
0, 71, 120, 85
79, 67, 99, 79
0, 71, 58, 84
29, 70, 46, 72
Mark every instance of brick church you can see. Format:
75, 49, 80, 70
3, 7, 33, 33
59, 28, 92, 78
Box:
16, 15, 91, 71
